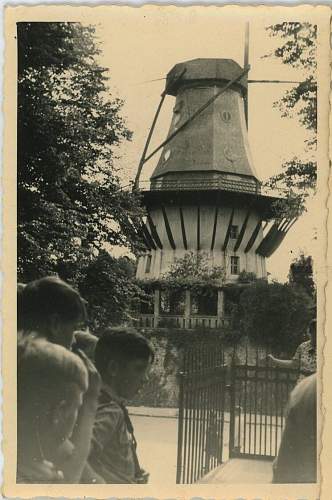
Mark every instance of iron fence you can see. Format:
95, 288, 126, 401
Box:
176, 343, 227, 484
176, 342, 303, 483
229, 360, 299, 460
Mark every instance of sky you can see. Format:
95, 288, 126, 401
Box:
92, 7, 319, 282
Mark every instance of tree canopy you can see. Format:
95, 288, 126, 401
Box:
288, 252, 315, 298
238, 279, 313, 352
78, 252, 142, 333
264, 22, 317, 217
18, 22, 143, 284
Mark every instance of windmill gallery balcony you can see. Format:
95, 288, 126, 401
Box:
134, 288, 229, 330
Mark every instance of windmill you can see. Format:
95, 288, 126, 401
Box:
133, 24, 299, 328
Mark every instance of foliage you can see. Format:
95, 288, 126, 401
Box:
264, 22, 317, 218
288, 252, 315, 298
238, 280, 313, 352
238, 270, 257, 283
137, 252, 225, 294
18, 22, 143, 284
77, 252, 143, 334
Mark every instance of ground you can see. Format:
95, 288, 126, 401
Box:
131, 412, 274, 484
131, 414, 178, 484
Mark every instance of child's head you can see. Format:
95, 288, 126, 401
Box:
94, 327, 154, 400
19, 276, 87, 348
72, 330, 98, 361
17, 337, 88, 451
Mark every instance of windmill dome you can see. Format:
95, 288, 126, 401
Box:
166, 58, 248, 96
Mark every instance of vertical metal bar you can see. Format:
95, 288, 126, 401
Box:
201, 368, 208, 477
269, 367, 273, 456
229, 359, 236, 457
219, 363, 226, 464
193, 346, 202, 482
264, 351, 268, 456
187, 350, 194, 483
274, 369, 279, 457
237, 371, 242, 454
259, 364, 263, 456
197, 378, 203, 479
254, 347, 258, 455
176, 371, 185, 484
181, 355, 188, 483
243, 360, 248, 454
243, 21, 250, 128
192, 361, 199, 483
248, 366, 253, 455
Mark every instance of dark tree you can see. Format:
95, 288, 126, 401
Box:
264, 22, 317, 216
78, 252, 143, 333
239, 280, 313, 353
288, 253, 315, 298
17, 22, 143, 283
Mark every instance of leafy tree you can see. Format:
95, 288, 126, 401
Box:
18, 22, 143, 283
78, 252, 143, 333
239, 280, 313, 353
264, 22, 317, 217
288, 252, 315, 298
162, 251, 225, 289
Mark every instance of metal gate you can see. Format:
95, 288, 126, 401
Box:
229, 360, 299, 460
176, 343, 227, 484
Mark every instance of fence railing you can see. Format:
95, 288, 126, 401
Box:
229, 362, 299, 460
176, 342, 303, 483
176, 344, 227, 484
136, 314, 228, 329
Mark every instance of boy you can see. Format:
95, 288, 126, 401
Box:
17, 336, 88, 483
18, 276, 101, 483
86, 327, 154, 483
19, 276, 87, 349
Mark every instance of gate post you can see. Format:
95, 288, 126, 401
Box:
176, 370, 185, 484
228, 359, 236, 458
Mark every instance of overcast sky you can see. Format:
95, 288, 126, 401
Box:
93, 7, 319, 282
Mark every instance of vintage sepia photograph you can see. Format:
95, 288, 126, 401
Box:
3, 4, 331, 498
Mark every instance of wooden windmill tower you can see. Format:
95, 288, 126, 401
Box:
134, 27, 297, 329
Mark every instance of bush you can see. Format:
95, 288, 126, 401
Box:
239, 280, 313, 353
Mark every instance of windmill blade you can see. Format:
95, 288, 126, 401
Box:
244, 21, 250, 128
248, 79, 302, 84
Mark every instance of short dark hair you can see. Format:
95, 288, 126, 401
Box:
19, 276, 87, 334
94, 327, 154, 378
17, 336, 88, 422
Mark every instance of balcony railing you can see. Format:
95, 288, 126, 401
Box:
144, 177, 262, 195
135, 314, 229, 329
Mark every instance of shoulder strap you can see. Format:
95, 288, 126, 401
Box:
119, 403, 142, 477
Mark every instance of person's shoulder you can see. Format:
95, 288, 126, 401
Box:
95, 393, 124, 429
289, 374, 316, 410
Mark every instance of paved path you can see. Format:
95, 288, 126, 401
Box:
199, 458, 273, 483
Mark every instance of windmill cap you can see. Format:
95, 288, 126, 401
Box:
165, 58, 248, 96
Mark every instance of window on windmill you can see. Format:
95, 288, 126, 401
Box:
221, 110, 231, 122
230, 225, 238, 239
163, 149, 171, 162
231, 256, 240, 275
160, 289, 185, 315
191, 289, 218, 316
145, 254, 152, 273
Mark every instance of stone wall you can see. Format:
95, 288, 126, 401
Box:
130, 328, 276, 408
